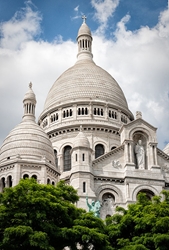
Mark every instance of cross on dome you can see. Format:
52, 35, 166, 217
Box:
82, 15, 87, 23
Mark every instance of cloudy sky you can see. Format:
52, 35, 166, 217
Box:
0, 0, 169, 150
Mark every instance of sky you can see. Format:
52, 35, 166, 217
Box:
0, 0, 169, 150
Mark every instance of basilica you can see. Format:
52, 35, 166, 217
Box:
0, 19, 169, 219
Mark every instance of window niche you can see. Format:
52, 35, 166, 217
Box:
95, 144, 104, 159
63, 145, 72, 171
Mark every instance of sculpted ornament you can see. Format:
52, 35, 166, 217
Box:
112, 160, 121, 169
135, 140, 145, 169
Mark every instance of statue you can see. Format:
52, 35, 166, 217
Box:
135, 140, 145, 169
86, 196, 101, 218
112, 160, 121, 169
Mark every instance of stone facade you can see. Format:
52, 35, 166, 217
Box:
0, 20, 169, 220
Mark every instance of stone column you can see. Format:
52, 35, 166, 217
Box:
47, 113, 50, 127
105, 104, 108, 120
73, 104, 77, 120
149, 142, 158, 166
89, 102, 93, 117
124, 140, 135, 169
58, 108, 62, 123
117, 109, 121, 122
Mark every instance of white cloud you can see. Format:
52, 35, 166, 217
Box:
74, 5, 79, 12
92, 8, 169, 149
91, 0, 120, 34
0, 5, 41, 50
0, 4, 169, 151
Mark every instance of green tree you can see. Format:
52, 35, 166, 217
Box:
106, 191, 169, 250
0, 179, 112, 250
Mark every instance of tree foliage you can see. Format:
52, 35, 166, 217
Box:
0, 179, 112, 250
1, 179, 169, 250
106, 191, 169, 250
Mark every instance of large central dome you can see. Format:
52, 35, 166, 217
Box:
44, 59, 129, 113
39, 20, 133, 130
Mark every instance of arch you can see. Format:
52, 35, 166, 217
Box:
129, 127, 152, 141
54, 149, 58, 167
23, 174, 29, 179
31, 175, 37, 180
63, 145, 72, 171
95, 144, 104, 159
137, 189, 154, 200
52, 181, 55, 186
0, 177, 6, 192
59, 142, 73, 155
111, 146, 117, 150
47, 178, 51, 184
96, 184, 124, 203
132, 185, 159, 201
6, 175, 12, 187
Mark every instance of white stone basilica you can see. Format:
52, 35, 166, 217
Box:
1, 19, 169, 219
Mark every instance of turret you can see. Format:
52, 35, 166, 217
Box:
22, 82, 36, 121
76, 15, 93, 62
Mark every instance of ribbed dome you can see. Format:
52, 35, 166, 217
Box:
23, 83, 36, 102
0, 120, 55, 164
77, 22, 91, 37
73, 130, 90, 148
44, 59, 130, 113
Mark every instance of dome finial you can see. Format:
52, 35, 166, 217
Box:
29, 82, 32, 89
82, 15, 87, 23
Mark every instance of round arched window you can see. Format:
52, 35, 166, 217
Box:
137, 189, 154, 200
95, 144, 104, 158
23, 174, 29, 179
54, 149, 58, 167
63, 146, 72, 171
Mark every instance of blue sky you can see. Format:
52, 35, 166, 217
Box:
0, 0, 167, 41
0, 0, 169, 149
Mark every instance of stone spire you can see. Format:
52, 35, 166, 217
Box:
22, 82, 36, 121
76, 16, 93, 62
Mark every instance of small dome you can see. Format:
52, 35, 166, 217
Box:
73, 130, 90, 148
23, 82, 36, 102
163, 143, 169, 155
0, 120, 55, 164
0, 84, 55, 165
77, 22, 91, 37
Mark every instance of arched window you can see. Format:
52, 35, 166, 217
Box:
31, 175, 37, 180
7, 175, 12, 187
137, 189, 154, 200
52, 181, 55, 186
95, 144, 104, 158
111, 146, 116, 150
85, 107, 88, 115
0, 177, 6, 192
23, 174, 29, 179
47, 178, 51, 184
54, 149, 58, 167
63, 146, 72, 171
